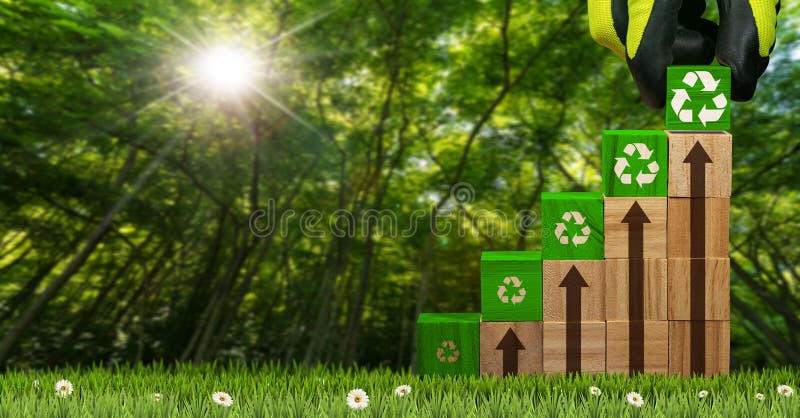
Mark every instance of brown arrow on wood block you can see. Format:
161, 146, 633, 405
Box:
684, 142, 713, 375
559, 266, 589, 373
496, 328, 525, 376
621, 201, 650, 374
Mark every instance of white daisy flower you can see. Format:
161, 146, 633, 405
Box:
394, 385, 412, 397
55, 380, 73, 397
153, 393, 162, 402
756, 393, 765, 401
777, 385, 793, 397
589, 386, 601, 396
346, 388, 369, 410
32, 380, 40, 389
626, 391, 644, 407
698, 390, 709, 398
212, 391, 234, 407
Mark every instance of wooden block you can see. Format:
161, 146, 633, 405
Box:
667, 198, 729, 258
606, 321, 668, 374
669, 320, 730, 376
665, 66, 730, 131
605, 259, 667, 320
667, 258, 730, 320
604, 197, 667, 259
541, 192, 604, 260
602, 130, 668, 197
417, 313, 480, 376
667, 131, 732, 197
480, 251, 542, 322
543, 322, 605, 374
543, 260, 605, 322
480, 322, 543, 376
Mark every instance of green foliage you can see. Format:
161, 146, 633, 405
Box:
0, 364, 799, 417
0, 0, 798, 371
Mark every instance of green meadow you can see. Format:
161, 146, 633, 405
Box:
0, 363, 798, 417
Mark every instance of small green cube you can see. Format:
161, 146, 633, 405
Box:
480, 251, 542, 322
665, 65, 730, 130
541, 192, 604, 260
417, 313, 480, 376
602, 130, 668, 197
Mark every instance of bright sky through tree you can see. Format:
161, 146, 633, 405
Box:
194, 46, 256, 93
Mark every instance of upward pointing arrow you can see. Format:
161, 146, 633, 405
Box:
622, 202, 650, 374
559, 266, 589, 373
496, 328, 525, 376
683, 142, 713, 376
684, 142, 712, 198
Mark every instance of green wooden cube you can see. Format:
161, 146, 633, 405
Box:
602, 130, 668, 197
480, 251, 542, 322
541, 192, 604, 260
665, 65, 730, 130
417, 313, 480, 376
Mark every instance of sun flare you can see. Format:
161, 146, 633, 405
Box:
194, 46, 256, 93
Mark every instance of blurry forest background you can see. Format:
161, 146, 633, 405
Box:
0, 0, 798, 370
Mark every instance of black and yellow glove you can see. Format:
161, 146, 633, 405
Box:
589, 0, 780, 108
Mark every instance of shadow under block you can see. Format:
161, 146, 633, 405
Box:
667, 258, 730, 320
541, 192, 604, 260
602, 130, 668, 197
604, 197, 667, 259
480, 251, 542, 322
480, 322, 543, 376
665, 66, 731, 131
543, 260, 605, 322
667, 131, 732, 197
606, 321, 668, 374
669, 320, 730, 376
605, 259, 667, 321
667, 198, 729, 258
543, 322, 605, 374
417, 313, 480, 376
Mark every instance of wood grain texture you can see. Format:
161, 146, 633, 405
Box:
542, 322, 605, 374
667, 131, 732, 197
604, 197, 667, 259
543, 260, 605, 322
606, 321, 668, 374
669, 320, 730, 376
480, 322, 542, 376
605, 259, 667, 320
667, 198, 729, 258
667, 258, 730, 320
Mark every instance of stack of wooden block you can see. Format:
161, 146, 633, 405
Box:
417, 65, 731, 377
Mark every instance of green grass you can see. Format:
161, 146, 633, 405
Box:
0, 363, 798, 417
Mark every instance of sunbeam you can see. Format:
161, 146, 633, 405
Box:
254, 6, 341, 52
247, 83, 326, 139
131, 83, 194, 118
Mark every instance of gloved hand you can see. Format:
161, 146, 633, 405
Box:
588, 0, 780, 108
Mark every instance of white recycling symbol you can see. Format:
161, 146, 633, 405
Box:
497, 276, 526, 304
614, 143, 659, 187
671, 70, 727, 126
555, 211, 590, 247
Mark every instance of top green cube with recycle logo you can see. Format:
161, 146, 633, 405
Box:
541, 192, 604, 260
666, 65, 730, 130
480, 251, 542, 322
602, 130, 668, 197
